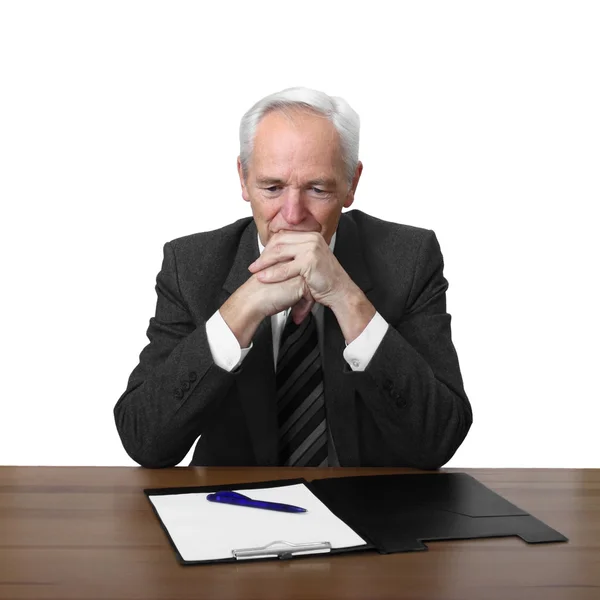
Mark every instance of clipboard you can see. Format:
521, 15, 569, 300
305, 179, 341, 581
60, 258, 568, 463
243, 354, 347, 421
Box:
144, 473, 568, 566
144, 478, 374, 565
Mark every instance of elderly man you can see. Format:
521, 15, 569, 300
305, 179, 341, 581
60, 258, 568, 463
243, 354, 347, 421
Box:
114, 86, 472, 469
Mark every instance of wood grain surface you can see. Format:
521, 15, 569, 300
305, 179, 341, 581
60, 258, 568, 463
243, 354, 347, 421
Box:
0, 467, 598, 600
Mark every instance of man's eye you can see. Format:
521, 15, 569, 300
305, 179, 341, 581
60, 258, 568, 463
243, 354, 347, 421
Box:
263, 186, 328, 195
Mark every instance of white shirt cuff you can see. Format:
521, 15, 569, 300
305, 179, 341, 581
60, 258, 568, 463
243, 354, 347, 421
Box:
343, 311, 389, 371
205, 309, 253, 372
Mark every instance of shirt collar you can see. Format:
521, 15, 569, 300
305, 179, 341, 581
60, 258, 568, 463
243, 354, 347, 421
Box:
257, 230, 337, 255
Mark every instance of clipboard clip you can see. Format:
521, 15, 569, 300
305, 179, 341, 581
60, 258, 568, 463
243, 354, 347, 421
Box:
232, 540, 332, 560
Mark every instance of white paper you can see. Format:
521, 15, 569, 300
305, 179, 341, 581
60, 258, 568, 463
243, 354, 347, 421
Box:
149, 483, 367, 562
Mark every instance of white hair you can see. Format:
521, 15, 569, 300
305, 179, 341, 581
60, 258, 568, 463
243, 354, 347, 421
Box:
239, 86, 360, 188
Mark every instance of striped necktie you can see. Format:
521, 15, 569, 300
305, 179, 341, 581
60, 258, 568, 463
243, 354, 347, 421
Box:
276, 311, 328, 467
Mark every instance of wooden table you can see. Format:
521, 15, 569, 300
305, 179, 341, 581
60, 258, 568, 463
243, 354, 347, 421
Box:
0, 467, 598, 600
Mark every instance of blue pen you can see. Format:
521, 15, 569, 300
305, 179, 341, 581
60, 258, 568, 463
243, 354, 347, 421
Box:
206, 490, 307, 513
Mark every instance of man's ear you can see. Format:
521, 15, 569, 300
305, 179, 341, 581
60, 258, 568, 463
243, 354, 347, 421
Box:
343, 161, 363, 208
237, 156, 250, 202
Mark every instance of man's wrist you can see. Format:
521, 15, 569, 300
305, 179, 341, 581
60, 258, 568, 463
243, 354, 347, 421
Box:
220, 290, 263, 349
329, 283, 376, 344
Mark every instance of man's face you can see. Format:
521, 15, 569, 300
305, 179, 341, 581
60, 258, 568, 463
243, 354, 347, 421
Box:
237, 108, 362, 247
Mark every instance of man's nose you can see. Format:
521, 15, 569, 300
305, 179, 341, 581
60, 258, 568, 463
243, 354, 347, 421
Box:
280, 190, 308, 225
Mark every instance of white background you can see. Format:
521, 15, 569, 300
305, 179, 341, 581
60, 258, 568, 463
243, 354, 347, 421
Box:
1, 1, 598, 468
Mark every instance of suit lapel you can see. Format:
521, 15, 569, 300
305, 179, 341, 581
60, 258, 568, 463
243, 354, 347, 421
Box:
222, 218, 259, 296
333, 211, 373, 295
236, 316, 279, 465
220, 219, 279, 466
323, 212, 374, 466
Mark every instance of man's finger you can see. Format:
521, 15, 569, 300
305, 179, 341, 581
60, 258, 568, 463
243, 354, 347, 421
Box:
256, 260, 298, 283
248, 249, 295, 273
290, 295, 314, 325
248, 233, 318, 273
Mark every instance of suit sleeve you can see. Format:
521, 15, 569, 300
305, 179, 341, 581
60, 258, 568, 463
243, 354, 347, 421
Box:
351, 230, 473, 469
113, 241, 237, 468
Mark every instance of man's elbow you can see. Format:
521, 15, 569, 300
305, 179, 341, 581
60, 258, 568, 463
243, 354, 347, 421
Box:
131, 451, 180, 469
120, 439, 181, 469
113, 407, 180, 469
419, 406, 473, 470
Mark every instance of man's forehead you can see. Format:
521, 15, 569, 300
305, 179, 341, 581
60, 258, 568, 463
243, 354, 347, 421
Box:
250, 110, 344, 185
254, 109, 341, 154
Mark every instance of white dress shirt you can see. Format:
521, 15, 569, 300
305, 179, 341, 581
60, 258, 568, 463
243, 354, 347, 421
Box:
205, 230, 389, 373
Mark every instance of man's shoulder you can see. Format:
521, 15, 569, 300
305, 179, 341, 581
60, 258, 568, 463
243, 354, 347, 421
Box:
166, 216, 254, 252
344, 210, 443, 300
343, 209, 433, 245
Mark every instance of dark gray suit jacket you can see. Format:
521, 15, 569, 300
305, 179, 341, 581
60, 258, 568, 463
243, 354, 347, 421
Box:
114, 209, 472, 468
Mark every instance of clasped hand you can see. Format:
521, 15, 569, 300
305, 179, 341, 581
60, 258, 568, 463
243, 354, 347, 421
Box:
247, 231, 354, 325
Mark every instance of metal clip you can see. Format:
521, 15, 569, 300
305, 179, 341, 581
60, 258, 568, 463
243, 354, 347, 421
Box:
232, 540, 332, 560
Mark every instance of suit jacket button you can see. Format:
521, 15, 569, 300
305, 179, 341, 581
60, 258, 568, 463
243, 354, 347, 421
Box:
189, 371, 197, 381
181, 381, 190, 391
174, 389, 183, 399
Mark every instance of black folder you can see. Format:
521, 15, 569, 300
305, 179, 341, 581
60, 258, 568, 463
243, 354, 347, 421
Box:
144, 472, 567, 565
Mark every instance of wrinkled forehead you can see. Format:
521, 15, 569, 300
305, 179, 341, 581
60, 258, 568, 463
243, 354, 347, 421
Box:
251, 108, 344, 179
